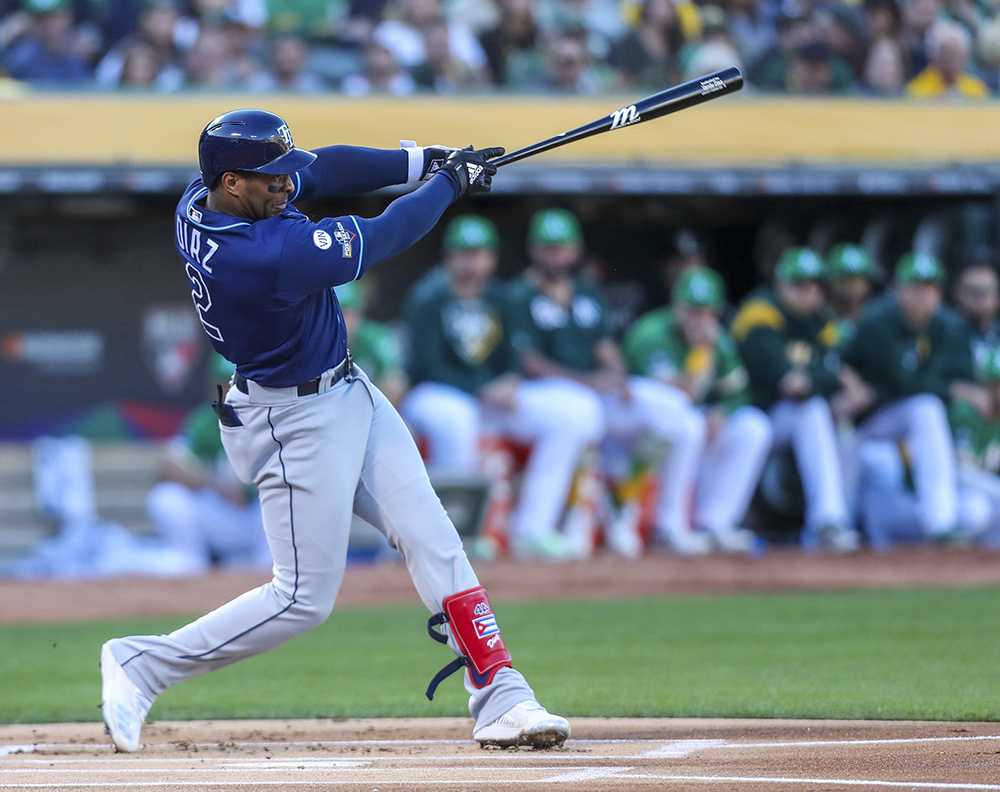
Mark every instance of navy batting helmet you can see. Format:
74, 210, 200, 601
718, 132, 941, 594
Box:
198, 109, 317, 188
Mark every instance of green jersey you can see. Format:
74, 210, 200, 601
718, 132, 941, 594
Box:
964, 317, 1000, 380
506, 277, 610, 373
950, 400, 1000, 473
350, 320, 402, 383
730, 288, 842, 409
403, 269, 511, 395
841, 296, 974, 414
624, 308, 750, 411
179, 404, 224, 467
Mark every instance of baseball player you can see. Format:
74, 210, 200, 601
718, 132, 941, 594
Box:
334, 281, 407, 405
623, 266, 772, 553
146, 354, 269, 573
401, 215, 513, 474
731, 248, 858, 551
825, 243, 879, 343
100, 109, 569, 753
507, 208, 713, 555
952, 259, 1000, 374
844, 253, 978, 542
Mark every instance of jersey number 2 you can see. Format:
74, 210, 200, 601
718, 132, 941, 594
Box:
186, 263, 224, 343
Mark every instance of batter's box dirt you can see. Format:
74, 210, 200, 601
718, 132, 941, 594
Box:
2, 718, 999, 790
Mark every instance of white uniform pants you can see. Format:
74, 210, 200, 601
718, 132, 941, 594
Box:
402, 379, 603, 544
769, 396, 850, 530
109, 368, 534, 729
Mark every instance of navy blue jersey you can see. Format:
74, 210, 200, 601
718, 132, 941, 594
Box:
173, 145, 457, 387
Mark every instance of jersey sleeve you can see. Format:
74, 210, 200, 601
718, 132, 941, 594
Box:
504, 285, 544, 368
292, 145, 408, 202
276, 175, 456, 297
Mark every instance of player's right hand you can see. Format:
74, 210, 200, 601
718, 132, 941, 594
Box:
437, 146, 504, 198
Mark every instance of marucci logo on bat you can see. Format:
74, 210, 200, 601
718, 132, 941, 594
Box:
610, 104, 640, 130
699, 76, 727, 95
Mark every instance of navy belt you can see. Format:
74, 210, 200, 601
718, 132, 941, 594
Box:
234, 354, 354, 397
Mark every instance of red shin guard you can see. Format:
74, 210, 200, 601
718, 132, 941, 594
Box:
425, 585, 512, 699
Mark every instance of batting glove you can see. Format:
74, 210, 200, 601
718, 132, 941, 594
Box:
437, 146, 504, 198
400, 140, 460, 185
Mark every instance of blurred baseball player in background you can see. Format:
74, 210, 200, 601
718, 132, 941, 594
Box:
401, 215, 514, 475
826, 243, 880, 343
100, 109, 569, 754
621, 266, 772, 555
335, 281, 407, 405
731, 248, 859, 551
146, 354, 270, 574
952, 258, 1000, 371
846, 253, 980, 544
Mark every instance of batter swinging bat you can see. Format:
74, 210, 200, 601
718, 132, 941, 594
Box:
490, 67, 744, 168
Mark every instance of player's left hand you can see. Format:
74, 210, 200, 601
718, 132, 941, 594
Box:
438, 146, 504, 197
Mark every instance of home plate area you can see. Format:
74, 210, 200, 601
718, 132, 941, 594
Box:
2, 718, 999, 791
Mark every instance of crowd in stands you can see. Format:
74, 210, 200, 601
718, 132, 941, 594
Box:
3, 0, 1000, 97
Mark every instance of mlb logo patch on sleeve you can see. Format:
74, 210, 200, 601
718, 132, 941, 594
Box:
473, 613, 500, 640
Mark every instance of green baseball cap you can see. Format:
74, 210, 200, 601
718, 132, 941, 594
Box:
896, 252, 944, 284
672, 266, 726, 310
212, 353, 236, 380
528, 209, 582, 246
776, 247, 824, 282
444, 215, 499, 251
827, 244, 876, 279
335, 281, 363, 311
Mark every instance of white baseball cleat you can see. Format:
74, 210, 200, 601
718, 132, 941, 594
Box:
706, 525, 757, 554
660, 528, 713, 557
474, 700, 570, 749
100, 642, 154, 753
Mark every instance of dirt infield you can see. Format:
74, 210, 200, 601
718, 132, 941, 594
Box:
3, 547, 1000, 624
2, 718, 999, 790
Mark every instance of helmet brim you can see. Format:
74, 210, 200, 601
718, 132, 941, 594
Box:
253, 147, 317, 176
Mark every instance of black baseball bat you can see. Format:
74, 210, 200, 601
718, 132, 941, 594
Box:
490, 67, 743, 168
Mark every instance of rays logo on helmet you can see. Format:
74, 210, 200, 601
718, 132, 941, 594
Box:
275, 123, 293, 148
473, 613, 500, 639
313, 229, 332, 250
334, 221, 355, 258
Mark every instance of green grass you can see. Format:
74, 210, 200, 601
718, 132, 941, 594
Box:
2, 587, 999, 723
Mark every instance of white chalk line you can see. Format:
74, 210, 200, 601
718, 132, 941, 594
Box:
733, 734, 1000, 750
624, 774, 1000, 790
642, 739, 728, 757
542, 766, 632, 784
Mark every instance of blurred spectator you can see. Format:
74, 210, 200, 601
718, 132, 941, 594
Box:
814, 2, 869, 80
183, 26, 244, 88
748, 1, 815, 92
341, 40, 415, 95
477, 0, 545, 88
901, 0, 940, 77
248, 34, 325, 91
411, 14, 487, 92
95, 0, 185, 90
373, 0, 486, 73
786, 39, 853, 94
864, 35, 906, 94
609, 0, 682, 89
3, 0, 91, 85
731, 247, 859, 550
725, 0, 778, 67
533, 29, 612, 93
907, 19, 989, 97
680, 6, 744, 80
978, 17, 1000, 92
863, 0, 903, 41
536, 0, 623, 61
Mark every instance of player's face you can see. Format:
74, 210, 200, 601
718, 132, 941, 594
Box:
956, 267, 999, 326
778, 279, 824, 315
446, 248, 496, 289
677, 304, 719, 346
897, 282, 941, 327
232, 172, 294, 220
530, 243, 579, 277
832, 275, 872, 305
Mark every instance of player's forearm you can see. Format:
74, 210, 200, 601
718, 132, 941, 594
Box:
296, 145, 408, 198
355, 176, 455, 273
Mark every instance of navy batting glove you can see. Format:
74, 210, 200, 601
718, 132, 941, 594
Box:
438, 146, 504, 198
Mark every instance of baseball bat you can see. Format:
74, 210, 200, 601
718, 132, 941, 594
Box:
490, 67, 743, 168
